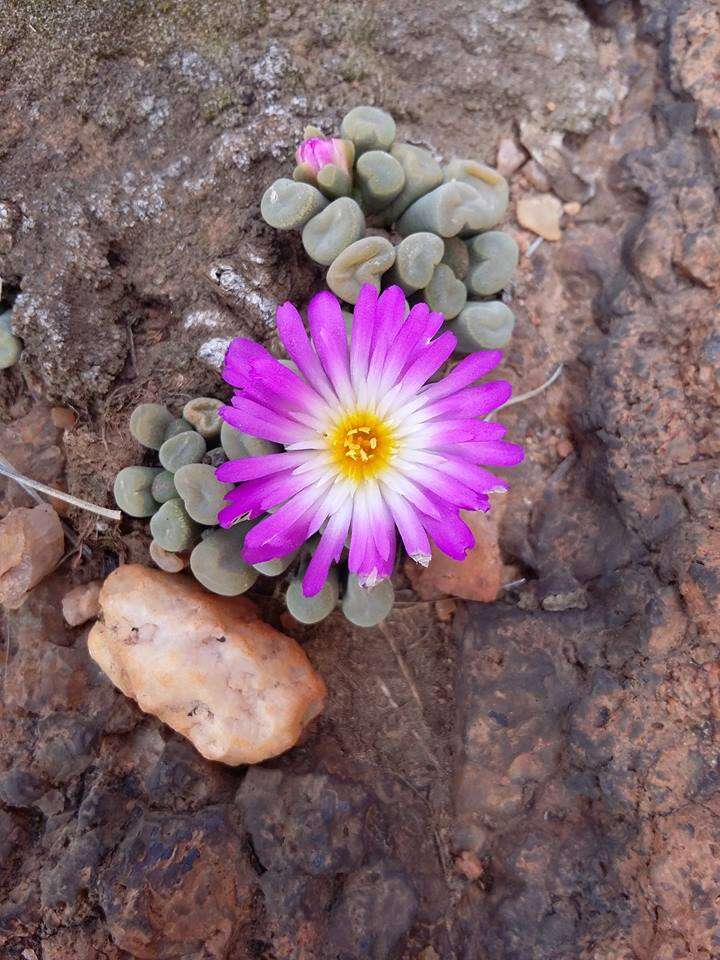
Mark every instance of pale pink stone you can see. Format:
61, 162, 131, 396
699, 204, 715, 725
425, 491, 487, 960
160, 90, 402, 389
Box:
496, 137, 527, 177
88, 564, 326, 765
0, 504, 64, 610
62, 580, 102, 627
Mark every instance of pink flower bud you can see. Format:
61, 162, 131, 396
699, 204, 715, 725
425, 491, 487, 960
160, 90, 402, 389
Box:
296, 137, 351, 177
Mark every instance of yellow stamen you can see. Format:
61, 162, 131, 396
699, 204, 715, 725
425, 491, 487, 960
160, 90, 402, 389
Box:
327, 409, 396, 482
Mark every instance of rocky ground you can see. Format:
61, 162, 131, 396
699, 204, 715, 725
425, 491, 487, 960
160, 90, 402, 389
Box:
1, 0, 719, 957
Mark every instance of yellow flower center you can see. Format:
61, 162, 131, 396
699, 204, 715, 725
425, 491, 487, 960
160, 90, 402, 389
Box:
328, 409, 396, 482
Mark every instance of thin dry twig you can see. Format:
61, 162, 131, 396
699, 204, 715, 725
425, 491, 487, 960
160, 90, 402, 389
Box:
377, 677, 400, 710
380, 623, 425, 715
380, 623, 444, 775
0, 459, 121, 521
525, 236, 545, 258
498, 362, 563, 410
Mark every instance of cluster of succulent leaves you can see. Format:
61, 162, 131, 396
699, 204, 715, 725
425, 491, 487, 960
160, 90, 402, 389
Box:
261, 104, 518, 351
113, 105, 523, 628
114, 401, 395, 627
0, 285, 22, 370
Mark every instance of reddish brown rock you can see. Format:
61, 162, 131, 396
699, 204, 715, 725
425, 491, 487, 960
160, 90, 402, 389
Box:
406, 502, 505, 602
0, 504, 64, 609
675, 225, 720, 289
99, 806, 255, 959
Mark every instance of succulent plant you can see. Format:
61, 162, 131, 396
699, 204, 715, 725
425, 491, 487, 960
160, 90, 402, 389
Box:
0, 309, 22, 370
129, 403, 175, 450
189, 525, 259, 596
111, 107, 523, 628
114, 466, 162, 518
182, 397, 223, 439
342, 574, 395, 628
259, 104, 518, 354
158, 430, 207, 472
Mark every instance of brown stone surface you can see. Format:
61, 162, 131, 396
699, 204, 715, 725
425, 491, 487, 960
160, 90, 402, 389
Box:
1, 1, 719, 959
406, 503, 506, 602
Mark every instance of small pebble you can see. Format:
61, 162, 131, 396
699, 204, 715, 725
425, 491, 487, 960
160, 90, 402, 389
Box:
556, 438, 574, 459
435, 597, 457, 622
182, 397, 223, 439
356, 150, 405, 211
302, 197, 365, 266
521, 160, 551, 193
382, 143, 444, 223
220, 420, 280, 459
189, 525, 259, 596
150, 498, 201, 552
286, 570, 339, 624
564, 201, 581, 216
149, 540, 188, 573
441, 236, 470, 279
326, 236, 395, 304
516, 193, 563, 241
151, 470, 178, 504
114, 466, 162, 518
253, 550, 299, 576
50, 406, 77, 430
203, 447, 228, 467
496, 137, 527, 177
449, 301, 515, 351
340, 105, 396, 154
163, 417, 193, 441
173, 462, 232, 526
342, 574, 394, 627
0, 504, 64, 610
465, 231, 519, 296
389, 232, 444, 293
159, 430, 207, 472
424, 263, 467, 319
260, 178, 328, 230
62, 581, 102, 627
129, 403, 174, 450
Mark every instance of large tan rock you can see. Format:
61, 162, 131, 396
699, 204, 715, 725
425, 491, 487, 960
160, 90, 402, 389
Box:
88, 564, 326, 765
0, 503, 65, 609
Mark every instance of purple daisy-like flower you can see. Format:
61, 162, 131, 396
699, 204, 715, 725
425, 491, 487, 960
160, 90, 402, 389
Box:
216, 283, 523, 597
